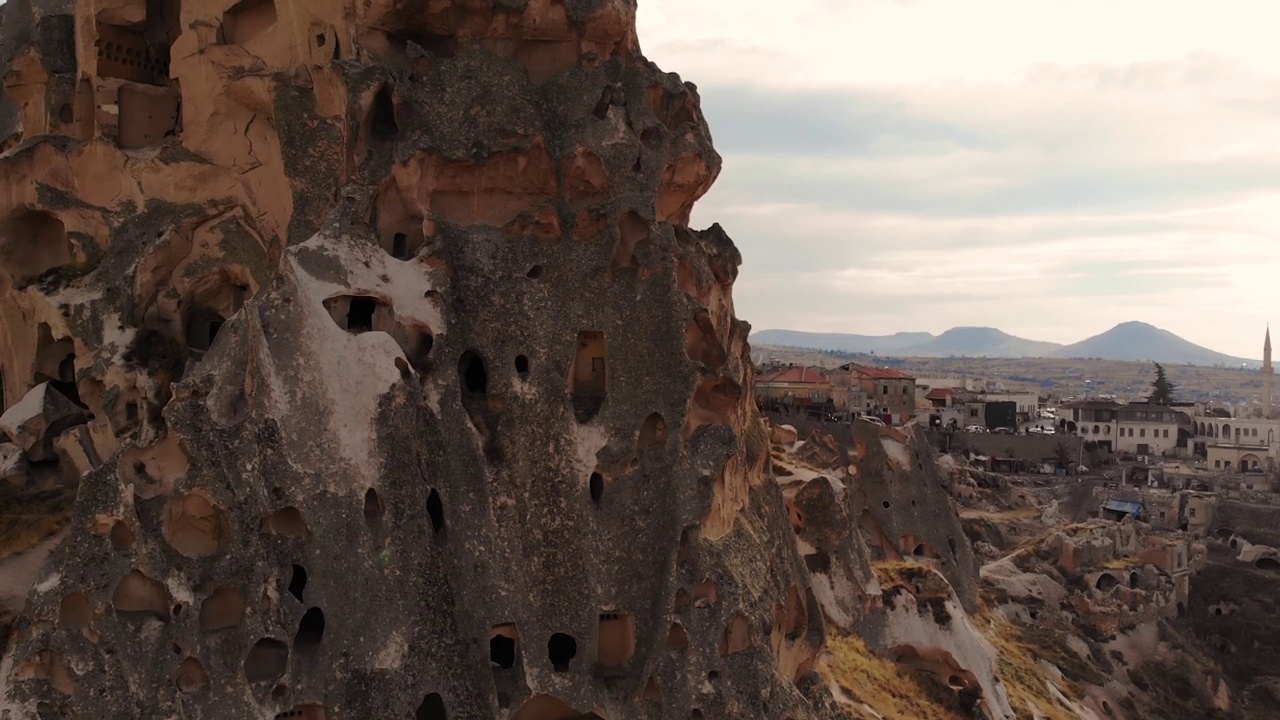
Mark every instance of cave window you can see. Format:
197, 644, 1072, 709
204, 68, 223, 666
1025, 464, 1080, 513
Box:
1129, 572, 1138, 589
371, 84, 399, 140
363, 488, 383, 525
547, 633, 577, 672
1095, 573, 1118, 592
515, 355, 530, 378
597, 612, 635, 667
589, 472, 603, 504
186, 305, 227, 352
416, 694, 447, 720
490, 624, 519, 670
392, 233, 408, 259
346, 297, 376, 332
427, 489, 444, 534
459, 351, 488, 395
288, 565, 307, 602
294, 607, 325, 651
569, 331, 607, 422
244, 638, 289, 683
638, 412, 669, 453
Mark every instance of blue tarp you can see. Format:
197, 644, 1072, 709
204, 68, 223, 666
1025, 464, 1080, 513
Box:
1103, 499, 1144, 519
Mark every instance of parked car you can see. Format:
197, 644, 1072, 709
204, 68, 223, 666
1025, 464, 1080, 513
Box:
965, 425, 988, 434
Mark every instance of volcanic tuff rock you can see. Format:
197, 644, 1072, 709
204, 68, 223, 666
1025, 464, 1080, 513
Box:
0, 0, 850, 718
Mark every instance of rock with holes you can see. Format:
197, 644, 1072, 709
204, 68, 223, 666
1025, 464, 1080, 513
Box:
0, 383, 87, 463
0, 1, 837, 719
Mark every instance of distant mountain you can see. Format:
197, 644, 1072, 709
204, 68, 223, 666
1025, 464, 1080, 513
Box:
750, 321, 1259, 366
908, 327, 1062, 358
750, 326, 1059, 359
1050, 321, 1256, 366
747, 329, 934, 355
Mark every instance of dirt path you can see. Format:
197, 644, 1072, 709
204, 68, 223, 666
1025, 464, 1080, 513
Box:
0, 528, 68, 616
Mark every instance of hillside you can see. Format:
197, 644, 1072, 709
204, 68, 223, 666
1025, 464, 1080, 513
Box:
1051, 321, 1257, 367
752, 322, 1258, 367
750, 327, 1059, 358
748, 329, 934, 355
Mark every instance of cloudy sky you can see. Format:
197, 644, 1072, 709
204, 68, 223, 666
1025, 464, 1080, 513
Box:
636, 0, 1280, 358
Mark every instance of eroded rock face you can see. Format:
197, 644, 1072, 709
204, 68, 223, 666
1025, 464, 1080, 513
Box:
0, 1, 832, 719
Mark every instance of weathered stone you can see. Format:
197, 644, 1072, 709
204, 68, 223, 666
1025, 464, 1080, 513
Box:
0, 383, 86, 463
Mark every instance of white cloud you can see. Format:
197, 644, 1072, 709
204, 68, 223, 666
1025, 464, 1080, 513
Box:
637, 0, 1280, 358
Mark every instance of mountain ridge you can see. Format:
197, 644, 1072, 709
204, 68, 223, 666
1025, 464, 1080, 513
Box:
751, 322, 1259, 367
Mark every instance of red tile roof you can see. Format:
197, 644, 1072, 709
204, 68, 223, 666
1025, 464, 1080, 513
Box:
840, 363, 914, 380
926, 388, 957, 400
757, 366, 829, 384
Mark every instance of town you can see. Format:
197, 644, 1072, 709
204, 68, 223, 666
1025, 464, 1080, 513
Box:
755, 328, 1279, 477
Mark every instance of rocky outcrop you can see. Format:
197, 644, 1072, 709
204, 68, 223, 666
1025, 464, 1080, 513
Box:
0, 1, 835, 718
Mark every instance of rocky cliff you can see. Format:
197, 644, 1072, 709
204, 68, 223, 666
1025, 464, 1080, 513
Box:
0, 0, 839, 718
0, 1, 1253, 719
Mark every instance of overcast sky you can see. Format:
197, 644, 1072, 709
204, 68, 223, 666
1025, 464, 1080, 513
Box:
636, 0, 1280, 358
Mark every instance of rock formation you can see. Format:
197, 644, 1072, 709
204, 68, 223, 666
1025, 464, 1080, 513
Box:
0, 0, 835, 717
0, 1, 1266, 719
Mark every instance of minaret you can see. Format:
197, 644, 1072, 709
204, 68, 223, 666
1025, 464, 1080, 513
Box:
1265, 326, 1274, 418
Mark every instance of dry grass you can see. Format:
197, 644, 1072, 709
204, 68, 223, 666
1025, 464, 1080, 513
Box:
0, 485, 74, 561
980, 609, 1090, 720
821, 632, 965, 720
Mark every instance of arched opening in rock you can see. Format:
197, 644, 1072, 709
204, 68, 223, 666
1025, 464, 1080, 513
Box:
347, 297, 376, 331
666, 622, 688, 649
174, 657, 209, 693
221, 0, 277, 45
912, 543, 941, 560
416, 693, 447, 720
596, 612, 635, 667
637, 412, 668, 453
589, 472, 604, 504
183, 305, 226, 353
1256, 557, 1280, 572
0, 210, 72, 290
526, 265, 543, 280
548, 633, 577, 672
294, 608, 325, 651
1095, 573, 1119, 592
109, 520, 136, 552
1176, 602, 1186, 617
371, 83, 399, 141
162, 490, 230, 558
200, 586, 245, 631
490, 624, 519, 670
610, 210, 650, 272
363, 488, 384, 525
1129, 572, 1139, 589
427, 489, 445, 534
459, 351, 488, 395
511, 694, 604, 720
515, 355, 530, 378
262, 507, 310, 540
694, 578, 718, 605
59, 593, 92, 630
374, 180, 425, 260
112, 570, 171, 621
244, 638, 289, 683
719, 612, 751, 655
288, 565, 308, 602
568, 331, 607, 422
